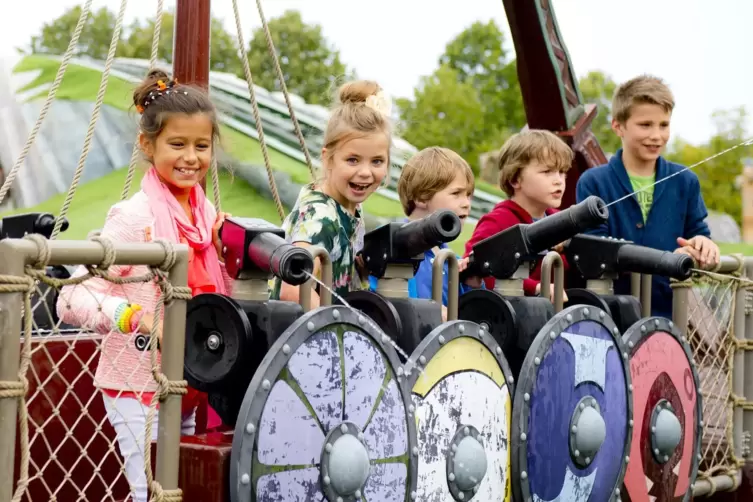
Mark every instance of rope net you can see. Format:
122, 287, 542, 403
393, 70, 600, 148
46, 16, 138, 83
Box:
1, 235, 189, 502
683, 268, 743, 481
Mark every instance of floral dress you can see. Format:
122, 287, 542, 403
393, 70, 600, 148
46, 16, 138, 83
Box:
269, 184, 366, 299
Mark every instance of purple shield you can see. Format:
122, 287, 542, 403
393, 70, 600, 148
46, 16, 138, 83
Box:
512, 305, 633, 502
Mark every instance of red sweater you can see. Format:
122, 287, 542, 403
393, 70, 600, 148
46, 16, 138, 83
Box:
464, 199, 569, 295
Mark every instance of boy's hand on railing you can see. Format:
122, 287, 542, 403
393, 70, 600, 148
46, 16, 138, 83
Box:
458, 257, 470, 272
676, 236, 720, 269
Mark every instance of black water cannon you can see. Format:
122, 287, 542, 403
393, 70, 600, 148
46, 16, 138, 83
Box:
342, 210, 462, 355
457, 196, 608, 378
0, 212, 69, 240
220, 216, 314, 286
360, 209, 462, 278
562, 234, 693, 332
1, 213, 72, 333
462, 195, 608, 280
565, 234, 693, 282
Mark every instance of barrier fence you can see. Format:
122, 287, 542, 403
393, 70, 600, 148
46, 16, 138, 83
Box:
0, 236, 189, 502
1, 237, 753, 500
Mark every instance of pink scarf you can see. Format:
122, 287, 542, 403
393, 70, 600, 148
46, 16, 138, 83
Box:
141, 167, 228, 295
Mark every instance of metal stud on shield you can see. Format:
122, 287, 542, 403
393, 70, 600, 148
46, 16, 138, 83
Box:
511, 305, 633, 502
404, 320, 515, 501
229, 306, 418, 502
621, 317, 702, 502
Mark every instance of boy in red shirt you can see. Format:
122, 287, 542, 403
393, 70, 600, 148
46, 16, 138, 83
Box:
464, 129, 573, 297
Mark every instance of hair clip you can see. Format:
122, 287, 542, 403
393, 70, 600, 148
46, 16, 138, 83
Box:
136, 104, 144, 114
157, 80, 167, 91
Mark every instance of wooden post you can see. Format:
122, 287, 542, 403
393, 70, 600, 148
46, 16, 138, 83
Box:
173, 0, 211, 190
502, 0, 607, 209
738, 158, 753, 243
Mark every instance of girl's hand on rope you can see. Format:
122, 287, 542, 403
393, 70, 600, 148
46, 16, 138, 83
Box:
676, 236, 720, 269
213, 212, 231, 260
138, 312, 163, 345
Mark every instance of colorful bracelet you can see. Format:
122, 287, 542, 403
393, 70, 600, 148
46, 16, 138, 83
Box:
115, 303, 142, 333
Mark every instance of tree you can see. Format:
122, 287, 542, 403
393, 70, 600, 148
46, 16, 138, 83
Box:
123, 12, 242, 74
578, 71, 622, 155
439, 20, 526, 134
120, 14, 174, 63
32, 6, 121, 60
666, 106, 752, 226
396, 65, 490, 175
245, 10, 352, 105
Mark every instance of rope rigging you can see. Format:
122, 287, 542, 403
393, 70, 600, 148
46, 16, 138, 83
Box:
120, 0, 165, 201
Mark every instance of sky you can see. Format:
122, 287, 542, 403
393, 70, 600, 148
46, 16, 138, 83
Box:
0, 0, 749, 145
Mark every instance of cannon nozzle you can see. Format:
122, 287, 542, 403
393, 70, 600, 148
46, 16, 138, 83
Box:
394, 210, 462, 258
220, 217, 314, 285
249, 233, 314, 285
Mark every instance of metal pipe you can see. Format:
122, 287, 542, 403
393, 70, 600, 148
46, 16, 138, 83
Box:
630, 272, 640, 299
539, 251, 564, 313
714, 255, 743, 274
299, 246, 332, 311
733, 260, 747, 459
744, 258, 753, 447
173, 0, 211, 192
0, 240, 27, 502
691, 470, 742, 496
671, 280, 690, 338
154, 247, 190, 493
432, 248, 459, 321
2, 238, 186, 267
640, 273, 652, 317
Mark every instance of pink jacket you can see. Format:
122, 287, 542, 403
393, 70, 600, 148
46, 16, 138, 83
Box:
57, 191, 233, 393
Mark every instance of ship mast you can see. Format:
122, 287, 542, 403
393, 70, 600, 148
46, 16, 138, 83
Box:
174, 0, 211, 191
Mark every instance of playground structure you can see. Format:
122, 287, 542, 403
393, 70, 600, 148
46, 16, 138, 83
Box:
1, 1, 753, 502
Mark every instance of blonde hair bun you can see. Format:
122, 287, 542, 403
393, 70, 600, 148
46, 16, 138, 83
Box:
337, 80, 392, 118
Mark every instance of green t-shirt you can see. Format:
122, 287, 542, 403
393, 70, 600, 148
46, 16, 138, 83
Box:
628, 173, 655, 222
269, 184, 365, 300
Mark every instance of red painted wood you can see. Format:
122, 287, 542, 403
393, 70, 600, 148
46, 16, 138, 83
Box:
173, 0, 211, 192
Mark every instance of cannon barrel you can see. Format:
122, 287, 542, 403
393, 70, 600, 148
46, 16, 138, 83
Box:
0, 212, 69, 239
247, 232, 313, 286
565, 234, 693, 281
394, 210, 461, 259
524, 195, 608, 253
360, 210, 462, 278
616, 244, 693, 280
462, 196, 608, 281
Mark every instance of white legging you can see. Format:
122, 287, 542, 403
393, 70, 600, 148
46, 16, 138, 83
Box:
103, 394, 196, 502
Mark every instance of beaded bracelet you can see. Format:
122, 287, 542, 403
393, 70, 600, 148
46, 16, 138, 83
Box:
115, 303, 142, 333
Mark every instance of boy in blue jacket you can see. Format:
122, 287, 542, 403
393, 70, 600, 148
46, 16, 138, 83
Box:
368, 147, 474, 316
576, 74, 720, 318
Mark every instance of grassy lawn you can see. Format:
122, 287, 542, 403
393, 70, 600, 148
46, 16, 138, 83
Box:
11, 55, 405, 219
